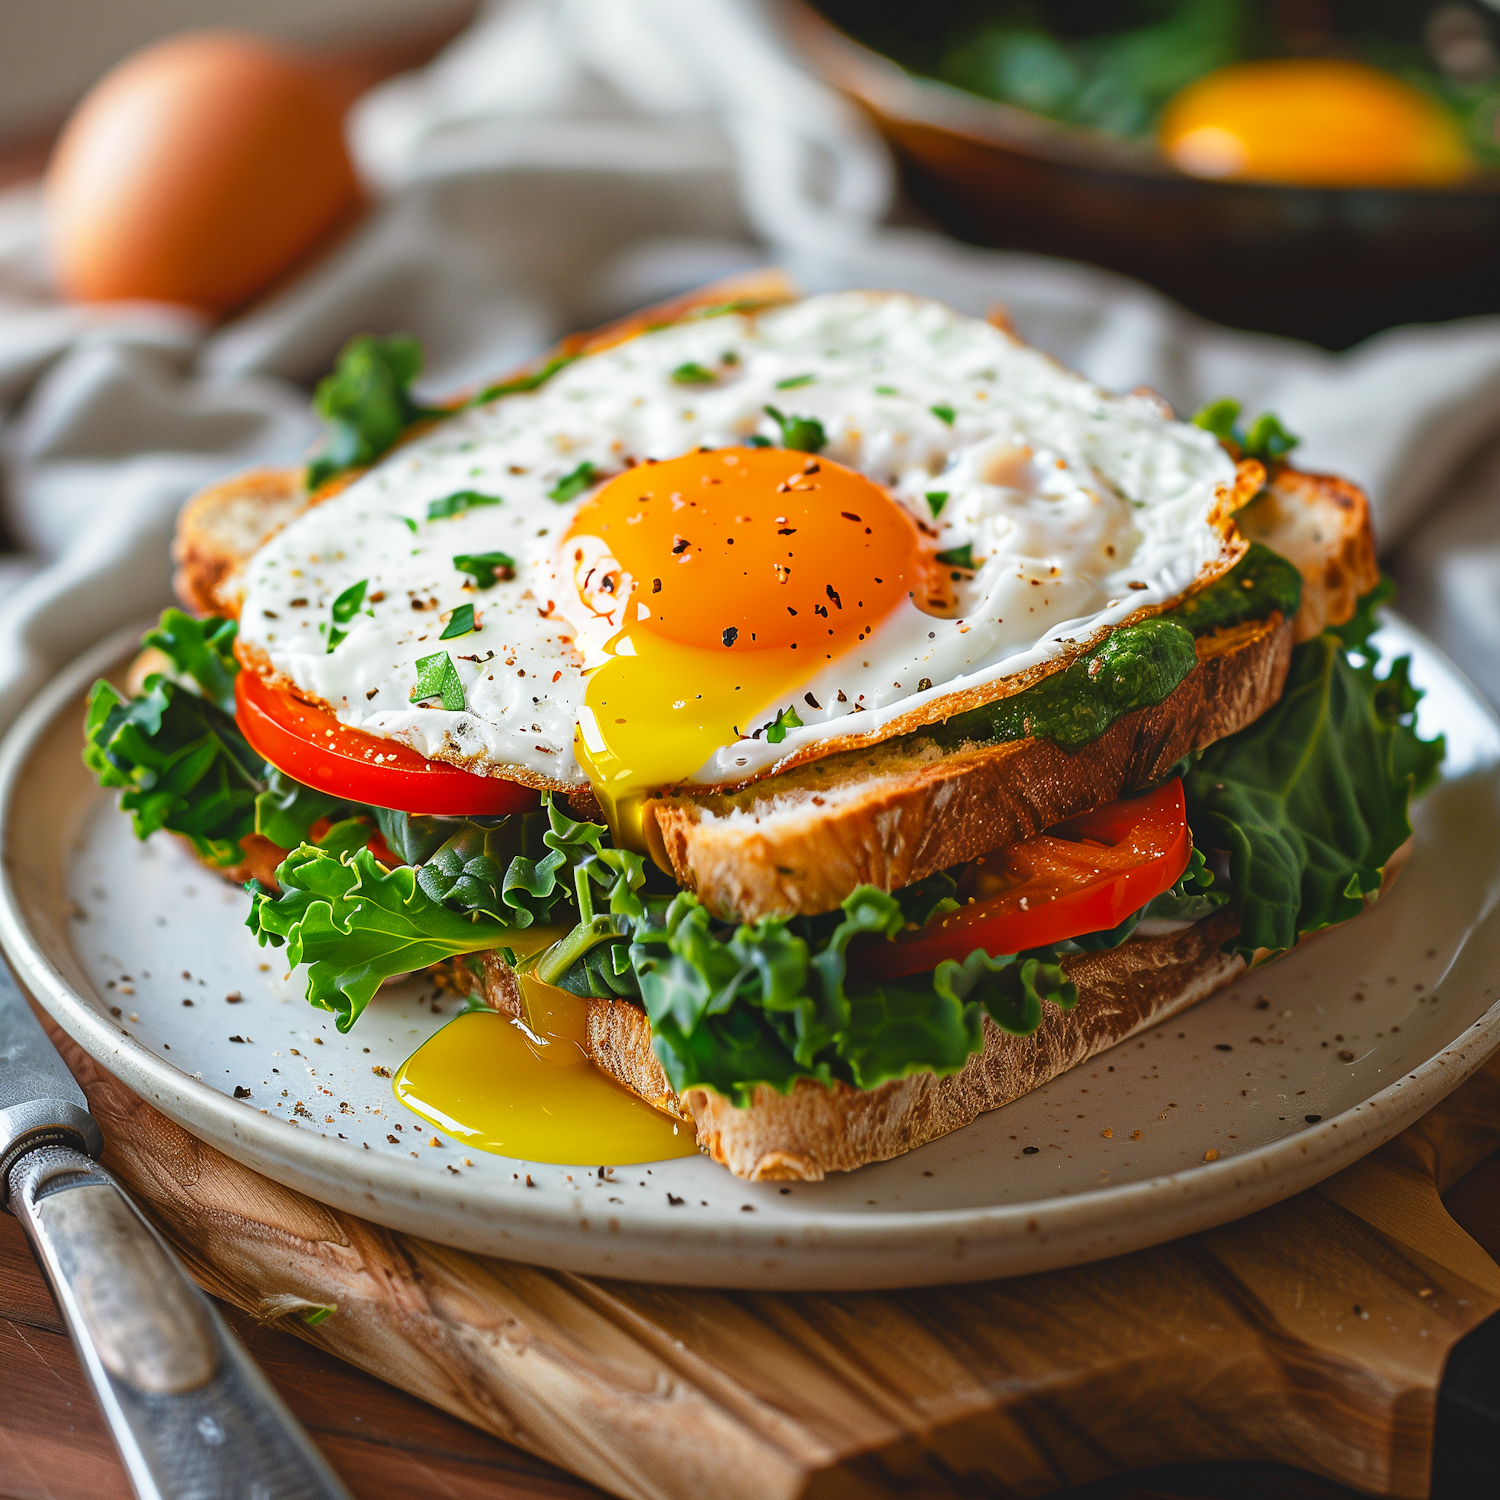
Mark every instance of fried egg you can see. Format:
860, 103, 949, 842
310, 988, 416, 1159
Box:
237, 292, 1238, 847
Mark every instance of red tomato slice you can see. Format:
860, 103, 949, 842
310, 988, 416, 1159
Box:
861, 779, 1192, 979
235, 669, 540, 816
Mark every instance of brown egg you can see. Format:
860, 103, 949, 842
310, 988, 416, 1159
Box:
46, 31, 362, 316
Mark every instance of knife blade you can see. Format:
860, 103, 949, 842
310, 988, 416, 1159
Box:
0, 963, 352, 1500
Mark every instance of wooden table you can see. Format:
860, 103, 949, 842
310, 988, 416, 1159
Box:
2, 1152, 1495, 1500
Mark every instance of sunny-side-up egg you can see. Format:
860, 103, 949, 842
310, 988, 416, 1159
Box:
236, 292, 1238, 849
1159, 57, 1471, 187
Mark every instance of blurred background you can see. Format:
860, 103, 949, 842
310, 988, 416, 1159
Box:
3, 0, 1500, 722
0, 1, 476, 169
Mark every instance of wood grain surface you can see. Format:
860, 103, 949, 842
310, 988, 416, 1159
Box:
16, 1009, 1499, 1500
13, 1162, 1497, 1500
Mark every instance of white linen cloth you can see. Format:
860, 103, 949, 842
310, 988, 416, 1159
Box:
2, 0, 1499, 731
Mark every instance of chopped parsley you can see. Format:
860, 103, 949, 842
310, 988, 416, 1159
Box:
305, 334, 444, 492
548, 462, 597, 504
470, 354, 576, 407
763, 405, 826, 454
930, 404, 956, 426
453, 551, 515, 588
875, 384, 898, 395
1191, 398, 1300, 465
759, 705, 804, 743
671, 362, 717, 385
326, 578, 367, 653
925, 491, 949, 517
936, 543, 975, 570
427, 490, 501, 521
440, 604, 476, 640
775, 373, 815, 389
410, 652, 466, 711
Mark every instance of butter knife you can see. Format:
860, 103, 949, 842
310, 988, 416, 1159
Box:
0, 963, 351, 1500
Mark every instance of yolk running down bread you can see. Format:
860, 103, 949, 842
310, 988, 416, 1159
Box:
566, 445, 934, 848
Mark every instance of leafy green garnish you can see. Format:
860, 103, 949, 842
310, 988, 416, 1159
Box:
775, 374, 815, 389
427, 490, 501, 521
759, 705, 804, 744
141, 610, 239, 714
439, 604, 476, 641
470, 354, 576, 407
326, 578, 367, 652
925, 491, 949, 517
1328, 574, 1396, 654
409, 652, 465, 711
84, 610, 385, 868
1191, 398, 1300, 465
671, 362, 717, 385
930, 403, 956, 426
1186, 617, 1443, 962
452, 551, 515, 589
548, 462, 597, 504
306, 335, 442, 491
935, 543, 975, 570
762, 405, 826, 454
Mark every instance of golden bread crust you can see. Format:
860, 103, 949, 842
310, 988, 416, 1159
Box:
1237, 467, 1379, 644
651, 612, 1293, 921
475, 910, 1244, 1181
473, 837, 1409, 1182
173, 467, 315, 618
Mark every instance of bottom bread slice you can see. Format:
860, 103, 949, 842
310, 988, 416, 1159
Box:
472, 908, 1248, 1181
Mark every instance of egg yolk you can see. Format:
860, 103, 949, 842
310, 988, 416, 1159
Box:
564, 446, 926, 852
1160, 59, 1471, 187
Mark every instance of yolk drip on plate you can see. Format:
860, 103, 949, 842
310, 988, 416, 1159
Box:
563, 446, 928, 851
395, 970, 696, 1165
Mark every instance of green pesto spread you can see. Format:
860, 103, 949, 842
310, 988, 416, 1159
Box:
1161, 542, 1302, 637
920, 542, 1302, 756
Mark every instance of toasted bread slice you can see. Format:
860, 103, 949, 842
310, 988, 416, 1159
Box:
651, 613, 1291, 921
1236, 468, 1378, 644
462, 838, 1410, 1181
174, 467, 314, 618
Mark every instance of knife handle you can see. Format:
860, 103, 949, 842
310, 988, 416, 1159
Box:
8, 1145, 351, 1500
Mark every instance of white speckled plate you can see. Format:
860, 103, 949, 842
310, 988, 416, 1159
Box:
2, 619, 1499, 1290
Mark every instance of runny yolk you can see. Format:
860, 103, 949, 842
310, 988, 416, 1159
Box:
563, 446, 926, 852
394, 969, 696, 1164
1160, 59, 1471, 187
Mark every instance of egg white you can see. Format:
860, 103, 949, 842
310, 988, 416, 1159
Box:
237, 291, 1237, 790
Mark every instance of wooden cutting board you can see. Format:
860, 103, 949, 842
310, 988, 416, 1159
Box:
37, 1015, 1500, 1500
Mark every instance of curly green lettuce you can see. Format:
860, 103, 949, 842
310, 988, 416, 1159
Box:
84, 610, 377, 867
83, 612, 262, 866
247, 802, 1080, 1097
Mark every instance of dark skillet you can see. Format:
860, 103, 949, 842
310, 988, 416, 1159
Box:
792, 2, 1500, 349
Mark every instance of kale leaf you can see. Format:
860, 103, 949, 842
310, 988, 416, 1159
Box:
254, 766, 363, 852
84, 674, 263, 868
1186, 623, 1443, 962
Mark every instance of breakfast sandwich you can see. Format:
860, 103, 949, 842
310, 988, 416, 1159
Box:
85, 275, 1442, 1180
